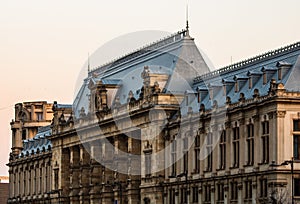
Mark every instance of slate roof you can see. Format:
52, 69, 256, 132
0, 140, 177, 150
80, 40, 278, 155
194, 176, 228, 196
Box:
73, 28, 300, 117
20, 126, 52, 158
182, 42, 300, 114
73, 29, 211, 117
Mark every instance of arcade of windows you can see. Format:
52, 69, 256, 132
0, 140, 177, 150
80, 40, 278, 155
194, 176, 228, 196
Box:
166, 119, 271, 177
164, 119, 274, 201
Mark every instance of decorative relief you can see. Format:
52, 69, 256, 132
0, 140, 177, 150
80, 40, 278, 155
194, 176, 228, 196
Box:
276, 111, 286, 118
267, 111, 276, 119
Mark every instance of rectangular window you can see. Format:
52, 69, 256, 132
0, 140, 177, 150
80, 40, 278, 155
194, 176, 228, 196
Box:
23, 172, 26, 195
219, 130, 226, 170
262, 121, 269, 164
293, 120, 300, 131
192, 187, 199, 202
206, 133, 213, 171
245, 180, 253, 199
262, 121, 269, 135
181, 188, 187, 204
36, 112, 43, 121
295, 179, 300, 196
260, 179, 268, 198
39, 168, 42, 193
54, 169, 59, 190
145, 153, 151, 177
217, 183, 224, 201
22, 129, 27, 140
171, 140, 177, 176
28, 170, 31, 195
233, 127, 240, 168
247, 124, 254, 165
204, 185, 211, 202
294, 135, 300, 160
169, 189, 175, 204
231, 181, 238, 200
183, 138, 188, 173
194, 134, 200, 172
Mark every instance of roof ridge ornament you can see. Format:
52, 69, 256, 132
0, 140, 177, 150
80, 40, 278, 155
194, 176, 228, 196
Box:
186, 0, 190, 36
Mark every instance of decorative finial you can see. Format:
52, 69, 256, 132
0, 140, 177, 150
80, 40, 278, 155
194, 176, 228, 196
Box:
186, 0, 190, 36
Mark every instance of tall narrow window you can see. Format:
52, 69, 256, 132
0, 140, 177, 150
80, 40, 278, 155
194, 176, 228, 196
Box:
245, 180, 253, 199
293, 119, 300, 131
294, 179, 300, 196
230, 181, 238, 201
262, 121, 269, 164
217, 183, 224, 201
194, 134, 200, 173
145, 153, 151, 177
219, 130, 226, 170
192, 187, 199, 203
33, 168, 36, 194
293, 120, 300, 160
204, 185, 211, 202
28, 170, 31, 195
294, 135, 300, 160
181, 188, 188, 204
171, 140, 177, 176
45, 166, 48, 193
22, 129, 27, 140
23, 171, 26, 196
169, 189, 175, 204
39, 168, 42, 193
54, 169, 59, 190
260, 179, 268, 198
183, 137, 188, 173
247, 124, 254, 165
206, 133, 213, 171
232, 127, 240, 168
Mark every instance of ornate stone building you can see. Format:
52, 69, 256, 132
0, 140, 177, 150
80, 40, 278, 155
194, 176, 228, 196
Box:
7, 28, 300, 203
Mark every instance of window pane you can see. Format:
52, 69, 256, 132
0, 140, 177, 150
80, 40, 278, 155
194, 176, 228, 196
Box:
295, 179, 300, 196
294, 120, 300, 131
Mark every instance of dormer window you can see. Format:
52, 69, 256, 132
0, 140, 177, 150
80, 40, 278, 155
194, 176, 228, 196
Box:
276, 61, 293, 80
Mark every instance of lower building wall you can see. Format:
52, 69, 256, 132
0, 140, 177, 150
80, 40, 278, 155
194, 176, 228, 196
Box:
0, 183, 9, 204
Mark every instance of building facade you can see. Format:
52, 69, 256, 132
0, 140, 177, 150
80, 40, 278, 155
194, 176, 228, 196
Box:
7, 29, 300, 203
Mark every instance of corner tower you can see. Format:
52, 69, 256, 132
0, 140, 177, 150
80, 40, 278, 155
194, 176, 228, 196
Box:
10, 101, 53, 156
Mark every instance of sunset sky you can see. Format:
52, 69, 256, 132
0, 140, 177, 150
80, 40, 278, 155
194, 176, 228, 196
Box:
1, 0, 300, 176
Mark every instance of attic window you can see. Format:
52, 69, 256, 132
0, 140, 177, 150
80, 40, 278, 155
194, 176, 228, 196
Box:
235, 82, 238, 92
249, 77, 252, 89
263, 72, 267, 85
186, 95, 189, 106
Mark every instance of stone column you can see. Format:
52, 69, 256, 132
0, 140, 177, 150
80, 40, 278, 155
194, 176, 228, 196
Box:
127, 133, 141, 204
237, 182, 243, 204
79, 145, 90, 204
89, 144, 102, 204
70, 146, 80, 204
61, 148, 70, 203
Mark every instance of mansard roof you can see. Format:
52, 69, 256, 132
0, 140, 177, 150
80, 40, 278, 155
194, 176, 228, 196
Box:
20, 126, 52, 158
186, 41, 300, 113
73, 29, 211, 117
